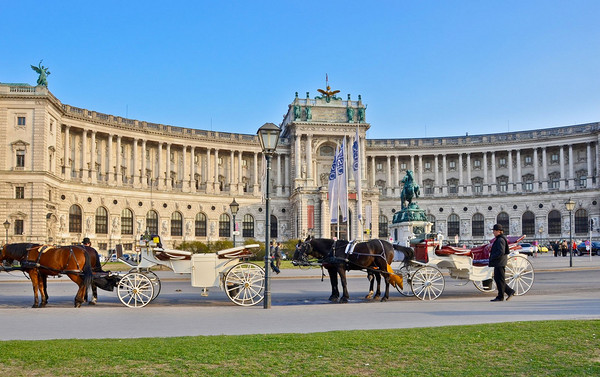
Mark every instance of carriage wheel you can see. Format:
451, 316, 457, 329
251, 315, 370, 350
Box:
144, 270, 161, 301
506, 255, 534, 296
411, 266, 445, 301
473, 279, 496, 293
117, 272, 154, 308
224, 262, 265, 306
393, 263, 415, 297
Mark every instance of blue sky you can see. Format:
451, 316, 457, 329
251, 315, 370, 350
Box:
1, 1, 599, 139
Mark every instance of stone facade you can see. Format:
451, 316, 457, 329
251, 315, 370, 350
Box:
1, 83, 598, 255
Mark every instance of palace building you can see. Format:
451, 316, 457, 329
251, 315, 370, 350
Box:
1, 82, 598, 254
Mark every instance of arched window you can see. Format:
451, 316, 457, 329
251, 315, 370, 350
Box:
472, 213, 484, 237
195, 212, 207, 237
270, 215, 278, 238
171, 211, 183, 236
427, 214, 436, 233
378, 215, 388, 238
219, 213, 230, 237
574, 209, 588, 234
547, 210, 561, 235
121, 208, 134, 235
146, 210, 159, 235
496, 212, 509, 232
448, 214, 460, 237
522, 211, 535, 236
243, 214, 254, 238
95, 206, 108, 234
69, 204, 82, 233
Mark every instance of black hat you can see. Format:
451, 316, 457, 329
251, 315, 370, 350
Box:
492, 224, 503, 231
82, 237, 91, 244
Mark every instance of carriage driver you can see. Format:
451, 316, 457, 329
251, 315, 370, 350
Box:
489, 224, 515, 302
82, 237, 103, 273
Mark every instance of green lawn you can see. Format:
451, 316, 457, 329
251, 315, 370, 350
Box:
1, 320, 598, 376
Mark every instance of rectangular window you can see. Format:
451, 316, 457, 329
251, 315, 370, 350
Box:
15, 219, 24, 235
400, 162, 407, 170
448, 161, 456, 170
376, 162, 383, 171
424, 162, 431, 171
524, 156, 532, 166
579, 176, 587, 187
473, 160, 481, 169
16, 151, 25, 168
449, 185, 458, 194
551, 153, 559, 163
17, 117, 26, 126
425, 185, 433, 195
498, 157, 506, 167
473, 183, 482, 193
550, 178, 560, 189
499, 182, 508, 192
15, 186, 25, 199
524, 181, 533, 191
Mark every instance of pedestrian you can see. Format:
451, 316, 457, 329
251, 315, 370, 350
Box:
274, 242, 282, 269
269, 241, 280, 274
82, 237, 103, 272
489, 224, 515, 302
551, 241, 559, 257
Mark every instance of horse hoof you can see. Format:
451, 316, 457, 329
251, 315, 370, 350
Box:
380, 297, 388, 302
88, 301, 96, 305
374, 294, 381, 300
365, 294, 373, 300
328, 296, 339, 302
340, 297, 349, 304
32, 304, 38, 308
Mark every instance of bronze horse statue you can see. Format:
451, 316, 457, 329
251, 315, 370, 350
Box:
1, 243, 94, 307
293, 236, 413, 303
400, 170, 420, 209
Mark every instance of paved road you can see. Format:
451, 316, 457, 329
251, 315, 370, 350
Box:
0, 254, 599, 340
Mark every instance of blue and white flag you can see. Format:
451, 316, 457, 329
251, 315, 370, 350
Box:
337, 137, 348, 223
352, 128, 363, 222
328, 146, 339, 224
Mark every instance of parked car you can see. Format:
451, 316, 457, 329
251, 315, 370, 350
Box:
576, 241, 600, 256
109, 253, 118, 262
538, 245, 549, 253
517, 243, 535, 256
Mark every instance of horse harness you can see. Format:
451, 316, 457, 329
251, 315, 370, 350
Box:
20, 245, 87, 276
322, 239, 391, 275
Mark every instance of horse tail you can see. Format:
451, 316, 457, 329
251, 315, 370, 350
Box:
393, 244, 414, 261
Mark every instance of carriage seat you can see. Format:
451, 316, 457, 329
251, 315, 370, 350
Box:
153, 248, 193, 261
435, 246, 472, 257
217, 244, 260, 259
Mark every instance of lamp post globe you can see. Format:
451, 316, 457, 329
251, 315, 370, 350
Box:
3, 220, 10, 245
229, 198, 239, 247
565, 198, 575, 267
257, 122, 281, 309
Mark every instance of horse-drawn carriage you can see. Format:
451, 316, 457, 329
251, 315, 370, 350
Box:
1, 238, 265, 308
114, 236, 264, 308
393, 235, 535, 300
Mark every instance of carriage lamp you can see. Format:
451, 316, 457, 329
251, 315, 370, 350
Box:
3, 220, 10, 244
565, 198, 575, 268
257, 122, 281, 309
229, 198, 239, 247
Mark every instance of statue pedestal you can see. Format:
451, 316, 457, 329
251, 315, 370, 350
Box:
390, 203, 430, 246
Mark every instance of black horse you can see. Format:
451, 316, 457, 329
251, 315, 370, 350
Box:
293, 236, 413, 303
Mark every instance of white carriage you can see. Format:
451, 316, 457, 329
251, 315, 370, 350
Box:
393, 235, 535, 300
115, 237, 265, 308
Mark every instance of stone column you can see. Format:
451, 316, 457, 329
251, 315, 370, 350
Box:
229, 150, 235, 191
295, 135, 301, 181
166, 143, 172, 189
206, 148, 212, 191
277, 153, 282, 196
434, 155, 439, 194
568, 144, 574, 189
507, 150, 513, 193
116, 136, 122, 185
442, 154, 447, 195
533, 148, 539, 191
253, 151, 258, 194
418, 155, 423, 186
107, 134, 114, 184
157, 142, 163, 189
371, 156, 376, 188
182, 145, 188, 192
458, 153, 464, 192
90, 131, 97, 184
284, 153, 290, 195
81, 130, 88, 182
410, 155, 415, 175
141, 140, 147, 188
466, 153, 472, 194
394, 155, 400, 196
190, 146, 196, 191
490, 152, 496, 194
64, 125, 71, 180
587, 142, 593, 188
541, 147, 548, 190
559, 146, 565, 190
214, 148, 219, 191
238, 151, 243, 194
132, 138, 139, 187
483, 152, 488, 193
515, 150, 522, 191
386, 155, 392, 196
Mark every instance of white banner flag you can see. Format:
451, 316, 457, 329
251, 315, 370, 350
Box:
337, 137, 348, 223
352, 128, 363, 222
329, 146, 339, 224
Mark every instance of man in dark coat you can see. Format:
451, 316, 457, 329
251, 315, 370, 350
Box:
488, 224, 515, 302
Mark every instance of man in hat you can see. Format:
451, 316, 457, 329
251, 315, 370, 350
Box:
82, 237, 103, 273
489, 224, 515, 302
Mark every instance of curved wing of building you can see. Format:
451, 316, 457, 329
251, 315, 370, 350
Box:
1, 83, 598, 254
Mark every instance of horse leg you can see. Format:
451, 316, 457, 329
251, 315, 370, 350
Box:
339, 269, 349, 303
42, 274, 49, 305
381, 273, 391, 302
365, 272, 375, 299
29, 270, 40, 308
70, 276, 86, 308
89, 284, 98, 305
374, 271, 382, 300
327, 268, 339, 302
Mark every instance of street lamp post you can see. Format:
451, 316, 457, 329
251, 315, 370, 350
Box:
257, 122, 281, 309
565, 198, 575, 268
3, 220, 10, 245
229, 198, 239, 247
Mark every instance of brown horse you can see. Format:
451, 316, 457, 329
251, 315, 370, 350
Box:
293, 236, 413, 303
1, 243, 93, 307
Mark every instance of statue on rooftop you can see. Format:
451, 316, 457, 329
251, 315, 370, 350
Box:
31, 60, 50, 87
